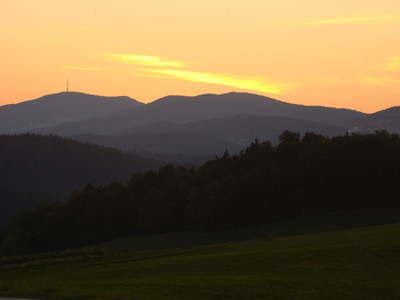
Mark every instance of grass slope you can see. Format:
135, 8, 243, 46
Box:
1, 220, 400, 299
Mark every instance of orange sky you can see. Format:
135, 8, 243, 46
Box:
1, 0, 399, 112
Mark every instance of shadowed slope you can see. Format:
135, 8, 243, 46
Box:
0, 134, 161, 227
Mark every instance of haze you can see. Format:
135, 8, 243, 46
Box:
1, 0, 399, 112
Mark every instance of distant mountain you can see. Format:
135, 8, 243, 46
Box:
0, 134, 161, 227
147, 93, 363, 126
351, 107, 400, 133
33, 92, 364, 136
0, 92, 143, 134
73, 114, 346, 155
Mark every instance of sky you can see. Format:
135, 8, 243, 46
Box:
0, 0, 399, 112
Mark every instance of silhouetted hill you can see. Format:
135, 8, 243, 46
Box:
33, 92, 364, 136
73, 114, 345, 154
352, 106, 400, 133
148, 92, 363, 126
0, 92, 143, 134
0, 134, 161, 227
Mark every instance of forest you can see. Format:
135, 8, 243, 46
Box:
1, 130, 399, 256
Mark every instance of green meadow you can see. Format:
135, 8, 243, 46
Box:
1, 210, 400, 300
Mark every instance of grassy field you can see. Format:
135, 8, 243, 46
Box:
1, 216, 400, 299
101, 209, 400, 251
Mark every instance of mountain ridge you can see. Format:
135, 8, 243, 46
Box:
351, 106, 400, 133
30, 91, 365, 136
1, 91, 398, 141
0, 92, 143, 134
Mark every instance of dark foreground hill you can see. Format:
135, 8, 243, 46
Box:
33, 92, 364, 136
0, 92, 143, 134
0, 134, 161, 227
3, 130, 400, 255
1, 222, 400, 299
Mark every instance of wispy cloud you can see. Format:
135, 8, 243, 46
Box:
363, 76, 400, 86
63, 66, 110, 71
142, 68, 293, 95
385, 57, 400, 71
109, 54, 185, 68
297, 14, 400, 26
65, 54, 293, 95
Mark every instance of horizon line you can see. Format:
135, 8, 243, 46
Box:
1, 89, 392, 114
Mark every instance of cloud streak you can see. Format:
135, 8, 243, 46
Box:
142, 68, 292, 95
297, 14, 400, 26
67, 54, 293, 95
109, 54, 185, 68
63, 66, 110, 71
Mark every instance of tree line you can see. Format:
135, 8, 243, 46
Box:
1, 130, 400, 255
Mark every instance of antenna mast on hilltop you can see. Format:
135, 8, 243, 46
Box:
66, 79, 69, 93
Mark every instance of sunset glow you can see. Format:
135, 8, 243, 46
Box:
1, 0, 399, 112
